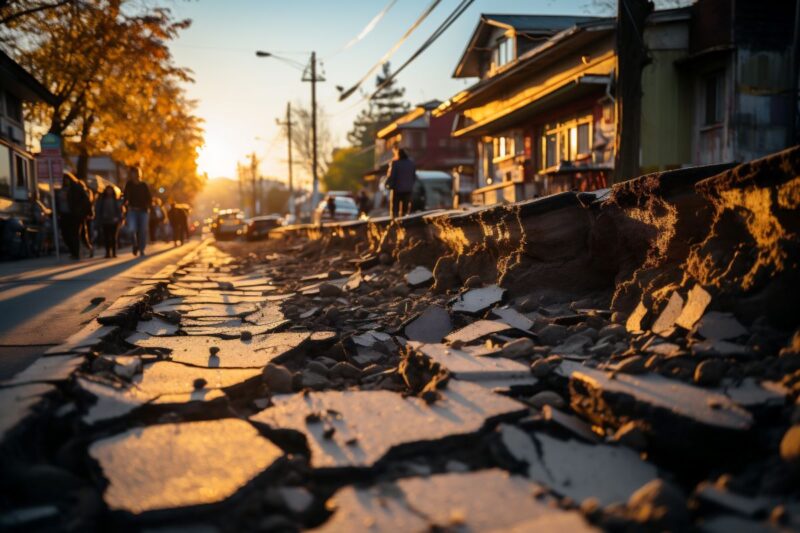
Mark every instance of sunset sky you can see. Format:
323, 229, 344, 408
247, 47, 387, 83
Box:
168, 0, 595, 186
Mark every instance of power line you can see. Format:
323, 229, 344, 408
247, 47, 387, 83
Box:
369, 0, 476, 100
331, 0, 399, 57
338, 0, 444, 101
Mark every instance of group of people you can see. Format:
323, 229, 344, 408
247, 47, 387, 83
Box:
58, 167, 190, 260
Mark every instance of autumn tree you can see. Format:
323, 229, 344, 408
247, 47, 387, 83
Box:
3, 0, 204, 202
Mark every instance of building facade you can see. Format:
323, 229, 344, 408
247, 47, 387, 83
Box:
437, 2, 798, 206
0, 50, 55, 245
365, 100, 474, 204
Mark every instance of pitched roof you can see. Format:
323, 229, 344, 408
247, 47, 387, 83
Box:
0, 50, 56, 105
454, 14, 600, 78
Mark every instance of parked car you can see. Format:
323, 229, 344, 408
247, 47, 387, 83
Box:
312, 196, 359, 225
245, 215, 282, 241
212, 209, 244, 240
411, 170, 454, 212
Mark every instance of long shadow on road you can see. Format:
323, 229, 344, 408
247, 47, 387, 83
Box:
0, 245, 175, 339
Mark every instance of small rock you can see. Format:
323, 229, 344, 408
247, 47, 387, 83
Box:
392, 285, 410, 297
779, 425, 800, 465
209, 346, 220, 356
327, 270, 341, 280
307, 361, 329, 377
611, 311, 625, 324
614, 356, 647, 375
330, 362, 362, 380
537, 324, 569, 346
263, 363, 294, 393
528, 391, 565, 409
319, 283, 342, 297
463, 275, 482, 288
694, 359, 727, 386
301, 369, 330, 390
627, 479, 689, 530
323, 307, 340, 323
359, 296, 377, 307
193, 378, 207, 390
500, 338, 535, 358
240, 331, 253, 341
531, 358, 554, 378
613, 422, 647, 451
599, 324, 627, 340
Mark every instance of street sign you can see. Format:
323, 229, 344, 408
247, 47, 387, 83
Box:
36, 154, 63, 183
36, 133, 64, 260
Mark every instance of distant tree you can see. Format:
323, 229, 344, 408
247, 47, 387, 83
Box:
323, 147, 373, 192
287, 102, 333, 183
347, 62, 410, 148
265, 186, 290, 214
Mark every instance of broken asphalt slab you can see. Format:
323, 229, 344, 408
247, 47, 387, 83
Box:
89, 418, 283, 515
250, 380, 525, 470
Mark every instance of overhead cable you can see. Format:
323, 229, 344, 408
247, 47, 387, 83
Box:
338, 0, 443, 101
339, 0, 399, 53
369, 0, 476, 100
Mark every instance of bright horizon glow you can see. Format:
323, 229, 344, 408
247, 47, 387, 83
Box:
169, 0, 594, 183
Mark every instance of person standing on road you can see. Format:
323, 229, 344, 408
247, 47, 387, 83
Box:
326, 195, 336, 220
385, 146, 417, 219
95, 185, 123, 258
357, 189, 371, 217
58, 172, 93, 260
123, 167, 151, 256
168, 201, 189, 246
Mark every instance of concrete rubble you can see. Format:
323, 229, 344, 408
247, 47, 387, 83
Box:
0, 148, 799, 531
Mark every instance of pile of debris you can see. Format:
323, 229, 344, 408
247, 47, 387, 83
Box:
0, 147, 798, 531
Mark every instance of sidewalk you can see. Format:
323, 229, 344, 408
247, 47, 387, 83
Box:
0, 239, 203, 379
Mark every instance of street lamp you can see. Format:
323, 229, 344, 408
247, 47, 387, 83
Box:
255, 50, 324, 213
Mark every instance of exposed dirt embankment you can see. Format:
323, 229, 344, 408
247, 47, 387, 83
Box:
281, 146, 799, 329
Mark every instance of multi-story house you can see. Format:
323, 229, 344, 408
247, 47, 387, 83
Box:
436, 2, 798, 205
364, 100, 475, 204
0, 50, 56, 257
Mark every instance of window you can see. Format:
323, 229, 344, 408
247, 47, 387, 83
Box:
5, 93, 22, 123
492, 132, 523, 161
704, 72, 724, 125
541, 116, 593, 170
0, 145, 10, 198
13, 154, 29, 200
491, 37, 514, 72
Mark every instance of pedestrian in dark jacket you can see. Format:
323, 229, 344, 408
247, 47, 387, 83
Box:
123, 166, 152, 256
58, 172, 92, 260
168, 202, 189, 246
357, 189, 371, 217
385, 147, 417, 218
95, 185, 123, 258
149, 198, 165, 242
326, 196, 336, 219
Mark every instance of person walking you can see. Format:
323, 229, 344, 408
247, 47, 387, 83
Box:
95, 185, 123, 258
326, 195, 336, 220
167, 202, 188, 246
149, 198, 165, 242
385, 147, 417, 219
357, 189, 371, 217
58, 172, 92, 260
123, 166, 152, 256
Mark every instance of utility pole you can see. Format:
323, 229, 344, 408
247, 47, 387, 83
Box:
250, 152, 258, 217
302, 51, 324, 208
276, 102, 296, 218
